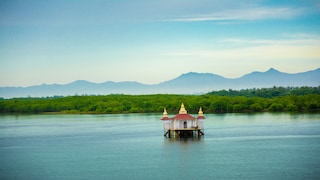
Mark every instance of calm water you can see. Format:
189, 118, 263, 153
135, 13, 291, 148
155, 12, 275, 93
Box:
0, 113, 319, 179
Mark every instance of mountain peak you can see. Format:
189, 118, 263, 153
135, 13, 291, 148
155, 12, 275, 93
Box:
266, 68, 280, 73
180, 72, 223, 78
181, 72, 206, 76
69, 80, 93, 85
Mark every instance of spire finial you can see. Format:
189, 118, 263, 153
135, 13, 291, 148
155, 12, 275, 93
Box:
163, 108, 168, 117
179, 103, 187, 114
198, 107, 203, 116
197, 106, 205, 119
161, 108, 170, 120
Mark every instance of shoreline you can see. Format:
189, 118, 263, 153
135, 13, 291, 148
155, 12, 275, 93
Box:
1, 110, 319, 116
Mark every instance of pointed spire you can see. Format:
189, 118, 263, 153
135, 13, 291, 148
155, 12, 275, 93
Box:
179, 103, 187, 114
197, 107, 205, 119
198, 107, 203, 116
161, 108, 170, 120
163, 108, 168, 117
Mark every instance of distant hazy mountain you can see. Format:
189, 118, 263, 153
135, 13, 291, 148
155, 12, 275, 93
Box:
1, 68, 319, 98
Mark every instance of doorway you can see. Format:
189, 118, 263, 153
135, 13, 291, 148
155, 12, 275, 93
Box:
183, 121, 187, 128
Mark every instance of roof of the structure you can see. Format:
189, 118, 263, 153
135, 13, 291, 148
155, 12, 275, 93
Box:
171, 113, 196, 120
161, 103, 204, 121
161, 117, 171, 120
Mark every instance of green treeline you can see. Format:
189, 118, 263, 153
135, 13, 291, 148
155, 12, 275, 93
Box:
0, 87, 319, 114
208, 86, 320, 97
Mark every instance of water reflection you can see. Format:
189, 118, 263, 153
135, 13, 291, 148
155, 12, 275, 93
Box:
163, 136, 204, 144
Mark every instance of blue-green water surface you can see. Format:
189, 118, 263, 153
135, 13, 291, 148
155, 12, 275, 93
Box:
0, 113, 319, 179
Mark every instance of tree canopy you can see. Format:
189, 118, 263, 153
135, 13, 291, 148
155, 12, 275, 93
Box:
0, 87, 319, 114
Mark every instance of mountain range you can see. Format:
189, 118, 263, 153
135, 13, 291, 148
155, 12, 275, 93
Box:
1, 68, 319, 98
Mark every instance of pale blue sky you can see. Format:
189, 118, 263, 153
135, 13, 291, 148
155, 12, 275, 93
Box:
1, 0, 320, 86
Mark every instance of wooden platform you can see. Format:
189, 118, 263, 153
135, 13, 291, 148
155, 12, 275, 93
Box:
164, 128, 204, 138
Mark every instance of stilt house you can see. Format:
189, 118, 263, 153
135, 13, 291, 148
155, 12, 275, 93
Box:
161, 103, 205, 138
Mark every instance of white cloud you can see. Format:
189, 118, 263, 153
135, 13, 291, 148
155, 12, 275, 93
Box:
165, 34, 320, 60
166, 46, 320, 60
162, 36, 320, 79
221, 36, 320, 46
168, 6, 303, 22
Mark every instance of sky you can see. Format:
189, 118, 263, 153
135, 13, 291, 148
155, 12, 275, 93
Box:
1, 0, 320, 87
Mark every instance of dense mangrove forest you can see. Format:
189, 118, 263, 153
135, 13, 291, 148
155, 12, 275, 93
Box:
0, 86, 319, 114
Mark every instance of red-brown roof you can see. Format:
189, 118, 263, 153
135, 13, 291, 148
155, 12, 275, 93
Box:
161, 117, 171, 120
197, 116, 205, 119
171, 114, 196, 120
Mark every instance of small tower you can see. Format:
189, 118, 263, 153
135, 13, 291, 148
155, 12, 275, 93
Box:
197, 107, 205, 119
161, 108, 170, 120
197, 107, 205, 131
161, 108, 171, 136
